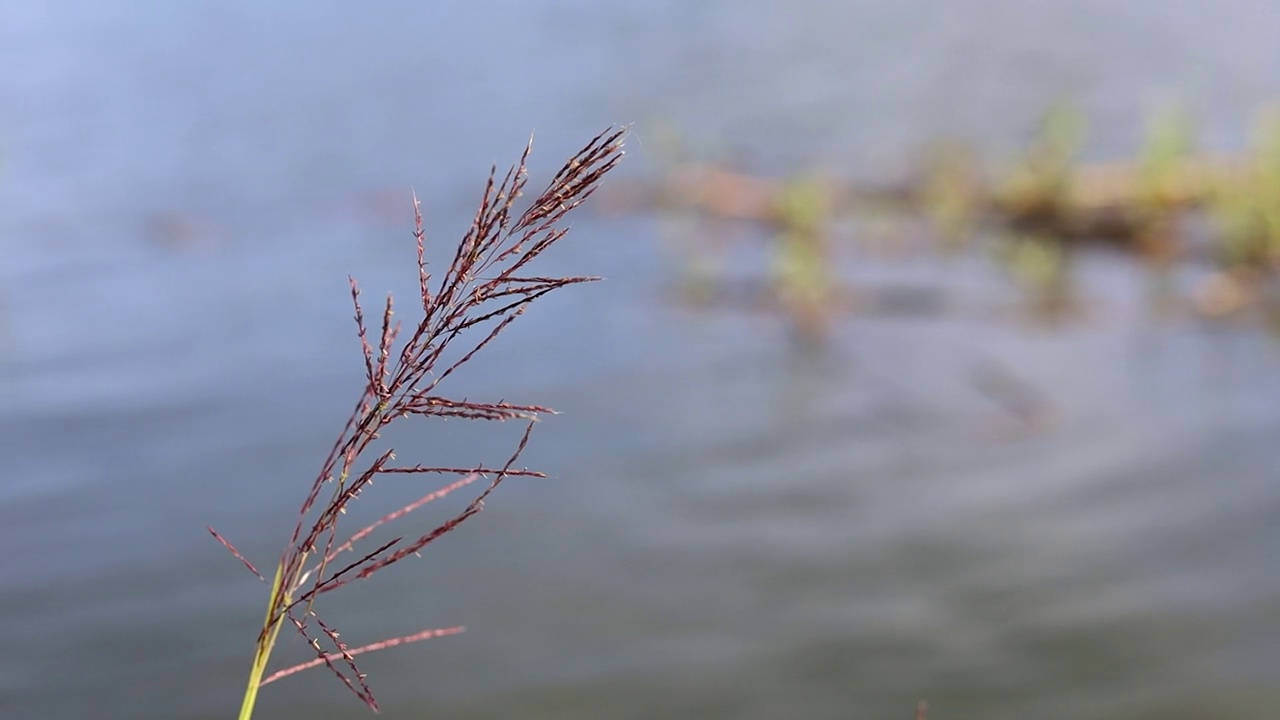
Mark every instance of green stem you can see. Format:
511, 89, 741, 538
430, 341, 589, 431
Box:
237, 415, 363, 719
237, 563, 290, 720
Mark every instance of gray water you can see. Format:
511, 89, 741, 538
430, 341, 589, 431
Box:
2, 2, 1279, 718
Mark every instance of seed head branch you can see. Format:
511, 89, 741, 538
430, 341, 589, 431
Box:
214, 127, 623, 716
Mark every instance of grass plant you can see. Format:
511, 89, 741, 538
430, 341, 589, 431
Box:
208, 127, 626, 718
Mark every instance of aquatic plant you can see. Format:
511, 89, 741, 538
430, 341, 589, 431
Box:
995, 231, 1076, 322
1212, 106, 1280, 272
1000, 100, 1087, 222
1135, 102, 1196, 214
208, 127, 626, 718
921, 139, 984, 250
771, 172, 837, 343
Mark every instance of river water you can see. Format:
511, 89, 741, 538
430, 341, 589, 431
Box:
2, 2, 1279, 718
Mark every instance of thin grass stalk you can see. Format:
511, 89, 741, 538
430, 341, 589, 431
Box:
212, 127, 625, 718
237, 563, 287, 720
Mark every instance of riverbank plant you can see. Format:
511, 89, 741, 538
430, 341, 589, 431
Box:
208, 127, 626, 718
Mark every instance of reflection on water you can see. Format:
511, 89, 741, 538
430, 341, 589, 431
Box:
2, 2, 1279, 719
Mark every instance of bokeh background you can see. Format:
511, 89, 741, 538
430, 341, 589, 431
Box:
3, 2, 1279, 718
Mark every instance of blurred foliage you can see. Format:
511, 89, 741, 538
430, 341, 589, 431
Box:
1000, 101, 1087, 218
771, 173, 834, 302
1135, 101, 1196, 216
1211, 105, 1280, 272
995, 232, 1075, 321
921, 140, 983, 251
770, 173, 837, 343
643, 98, 1280, 340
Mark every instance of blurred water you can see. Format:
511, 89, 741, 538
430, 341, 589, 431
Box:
2, 2, 1279, 718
